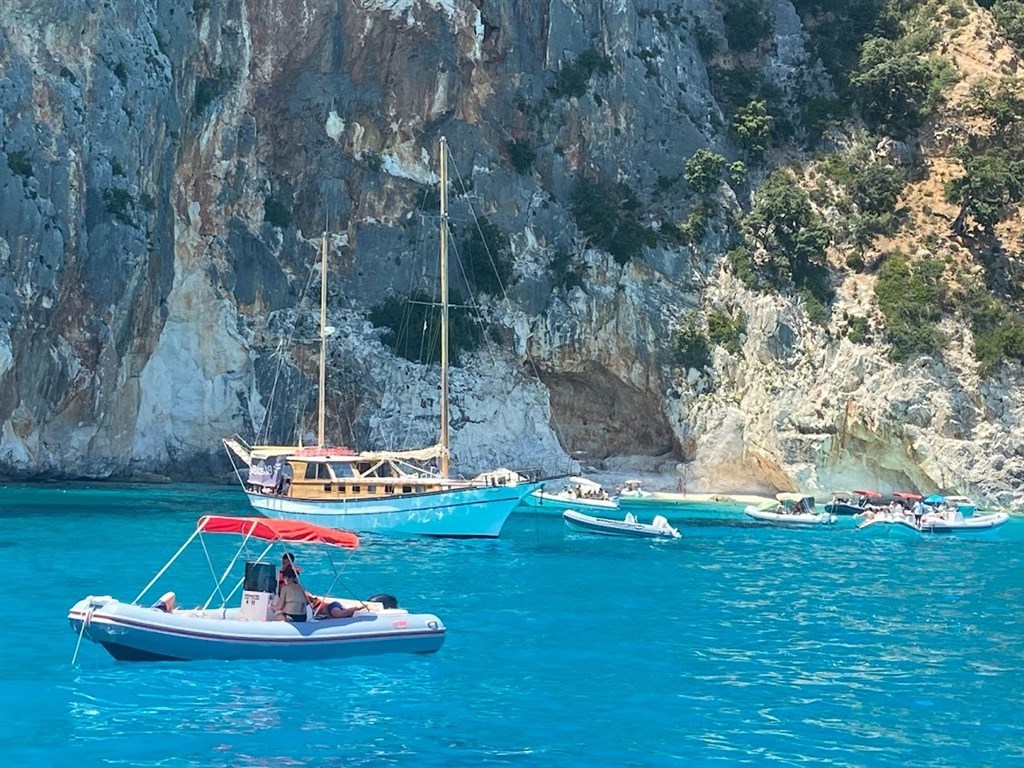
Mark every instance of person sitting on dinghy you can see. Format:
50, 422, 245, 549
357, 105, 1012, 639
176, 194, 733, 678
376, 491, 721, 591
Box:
277, 552, 302, 595
272, 567, 308, 622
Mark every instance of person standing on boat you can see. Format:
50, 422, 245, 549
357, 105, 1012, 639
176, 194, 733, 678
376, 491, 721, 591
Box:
272, 567, 308, 622
911, 499, 926, 527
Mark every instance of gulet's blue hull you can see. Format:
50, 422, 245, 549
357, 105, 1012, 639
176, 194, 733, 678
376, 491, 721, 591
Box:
245, 481, 541, 537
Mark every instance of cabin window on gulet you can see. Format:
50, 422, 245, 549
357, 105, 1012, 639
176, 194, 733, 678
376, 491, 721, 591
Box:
329, 462, 357, 478
288, 457, 444, 498
303, 462, 331, 481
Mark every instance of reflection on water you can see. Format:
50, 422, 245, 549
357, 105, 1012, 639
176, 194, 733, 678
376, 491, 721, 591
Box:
67, 670, 281, 737
61, 660, 449, 766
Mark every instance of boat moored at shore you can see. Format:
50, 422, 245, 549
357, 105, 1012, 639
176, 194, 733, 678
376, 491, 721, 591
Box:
519, 476, 619, 516
616, 479, 653, 499
857, 508, 1009, 537
745, 493, 836, 526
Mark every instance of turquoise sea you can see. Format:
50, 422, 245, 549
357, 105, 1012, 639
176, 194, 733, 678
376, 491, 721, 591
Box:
1, 484, 1022, 767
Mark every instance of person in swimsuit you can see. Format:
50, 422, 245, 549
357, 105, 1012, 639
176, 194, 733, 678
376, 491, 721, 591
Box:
272, 567, 308, 622
307, 592, 365, 619
277, 552, 301, 595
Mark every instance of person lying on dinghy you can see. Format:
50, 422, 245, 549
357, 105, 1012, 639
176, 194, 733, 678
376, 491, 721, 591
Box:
307, 593, 366, 619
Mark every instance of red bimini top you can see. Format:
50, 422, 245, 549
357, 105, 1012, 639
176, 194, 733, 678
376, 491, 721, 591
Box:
891, 492, 923, 501
197, 516, 359, 549
852, 490, 882, 498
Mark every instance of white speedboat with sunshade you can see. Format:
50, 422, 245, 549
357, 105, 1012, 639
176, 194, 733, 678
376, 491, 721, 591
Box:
825, 489, 883, 516
68, 516, 446, 662
617, 479, 653, 499
519, 476, 619, 515
744, 493, 836, 526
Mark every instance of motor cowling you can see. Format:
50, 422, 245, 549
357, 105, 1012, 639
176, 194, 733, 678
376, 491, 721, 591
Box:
241, 561, 277, 621
367, 593, 398, 609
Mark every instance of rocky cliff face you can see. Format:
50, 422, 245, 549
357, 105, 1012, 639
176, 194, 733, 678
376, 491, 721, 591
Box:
1, 0, 1021, 509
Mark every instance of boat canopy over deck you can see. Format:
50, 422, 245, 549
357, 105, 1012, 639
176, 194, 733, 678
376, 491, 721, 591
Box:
197, 515, 359, 549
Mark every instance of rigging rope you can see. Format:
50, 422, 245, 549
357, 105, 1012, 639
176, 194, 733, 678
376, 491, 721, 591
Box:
70, 601, 95, 665
446, 151, 574, 471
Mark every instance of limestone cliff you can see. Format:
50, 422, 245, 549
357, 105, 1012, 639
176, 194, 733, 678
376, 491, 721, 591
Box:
1, 0, 1021, 509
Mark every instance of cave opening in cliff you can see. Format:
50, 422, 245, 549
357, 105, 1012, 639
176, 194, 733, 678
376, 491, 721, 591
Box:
538, 366, 680, 465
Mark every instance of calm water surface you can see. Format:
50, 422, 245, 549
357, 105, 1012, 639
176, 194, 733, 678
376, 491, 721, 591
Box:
1, 484, 1022, 767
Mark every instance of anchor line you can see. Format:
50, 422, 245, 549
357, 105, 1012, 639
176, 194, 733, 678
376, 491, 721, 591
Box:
71, 599, 96, 666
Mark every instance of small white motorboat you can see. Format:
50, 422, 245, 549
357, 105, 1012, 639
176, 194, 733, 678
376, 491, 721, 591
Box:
616, 479, 654, 500
520, 476, 620, 515
744, 493, 836, 526
562, 509, 680, 539
857, 509, 1009, 536
68, 516, 446, 662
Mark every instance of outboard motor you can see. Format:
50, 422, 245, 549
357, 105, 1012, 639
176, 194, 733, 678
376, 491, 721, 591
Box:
240, 561, 277, 621
368, 593, 399, 609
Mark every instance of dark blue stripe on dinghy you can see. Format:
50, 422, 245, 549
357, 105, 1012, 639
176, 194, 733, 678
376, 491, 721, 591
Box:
102, 643, 185, 662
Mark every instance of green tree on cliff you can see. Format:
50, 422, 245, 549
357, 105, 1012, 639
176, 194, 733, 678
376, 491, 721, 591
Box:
850, 37, 952, 135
